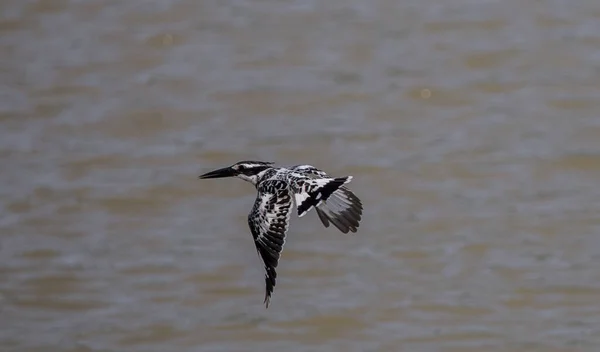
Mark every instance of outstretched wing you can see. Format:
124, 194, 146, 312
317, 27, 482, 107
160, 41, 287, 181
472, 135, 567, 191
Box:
247, 180, 292, 308
290, 165, 363, 234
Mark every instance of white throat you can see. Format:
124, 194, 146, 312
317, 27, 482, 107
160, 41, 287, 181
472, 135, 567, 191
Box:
237, 174, 259, 185
236, 168, 271, 186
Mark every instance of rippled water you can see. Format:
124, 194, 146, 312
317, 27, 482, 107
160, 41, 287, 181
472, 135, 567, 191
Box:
2, 0, 600, 351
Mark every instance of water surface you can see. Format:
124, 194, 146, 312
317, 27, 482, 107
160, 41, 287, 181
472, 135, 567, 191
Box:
2, 0, 600, 351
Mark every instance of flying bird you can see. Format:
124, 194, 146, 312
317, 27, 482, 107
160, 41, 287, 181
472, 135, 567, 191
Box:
199, 161, 362, 307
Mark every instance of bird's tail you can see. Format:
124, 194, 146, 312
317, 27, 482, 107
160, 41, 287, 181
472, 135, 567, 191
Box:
315, 186, 363, 233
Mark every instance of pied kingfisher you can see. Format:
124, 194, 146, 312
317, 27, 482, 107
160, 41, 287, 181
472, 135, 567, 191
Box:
199, 160, 363, 307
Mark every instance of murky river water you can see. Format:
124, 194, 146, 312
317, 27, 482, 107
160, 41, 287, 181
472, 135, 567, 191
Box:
2, 0, 600, 351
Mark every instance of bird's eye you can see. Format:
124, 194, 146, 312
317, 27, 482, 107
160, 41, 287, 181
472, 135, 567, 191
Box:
238, 165, 245, 171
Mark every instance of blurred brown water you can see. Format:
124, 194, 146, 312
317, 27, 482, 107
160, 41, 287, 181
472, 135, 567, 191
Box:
2, 0, 600, 351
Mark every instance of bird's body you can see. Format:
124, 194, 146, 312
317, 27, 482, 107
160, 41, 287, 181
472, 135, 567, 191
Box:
199, 161, 362, 307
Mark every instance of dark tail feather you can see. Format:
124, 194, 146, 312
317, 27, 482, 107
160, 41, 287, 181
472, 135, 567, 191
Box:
315, 186, 362, 234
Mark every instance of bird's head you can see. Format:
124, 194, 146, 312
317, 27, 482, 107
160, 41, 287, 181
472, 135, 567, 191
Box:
199, 160, 275, 185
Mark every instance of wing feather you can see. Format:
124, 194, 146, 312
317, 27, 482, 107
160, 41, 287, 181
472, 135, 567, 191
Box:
247, 181, 292, 308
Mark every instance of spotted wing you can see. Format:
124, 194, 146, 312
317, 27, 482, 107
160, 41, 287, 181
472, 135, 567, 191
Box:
290, 164, 329, 178
291, 165, 363, 234
247, 180, 292, 308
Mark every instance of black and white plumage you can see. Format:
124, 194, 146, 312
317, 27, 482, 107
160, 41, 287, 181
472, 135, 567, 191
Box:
199, 160, 363, 307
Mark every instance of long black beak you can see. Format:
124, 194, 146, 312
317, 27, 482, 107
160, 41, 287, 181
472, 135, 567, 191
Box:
199, 166, 237, 179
